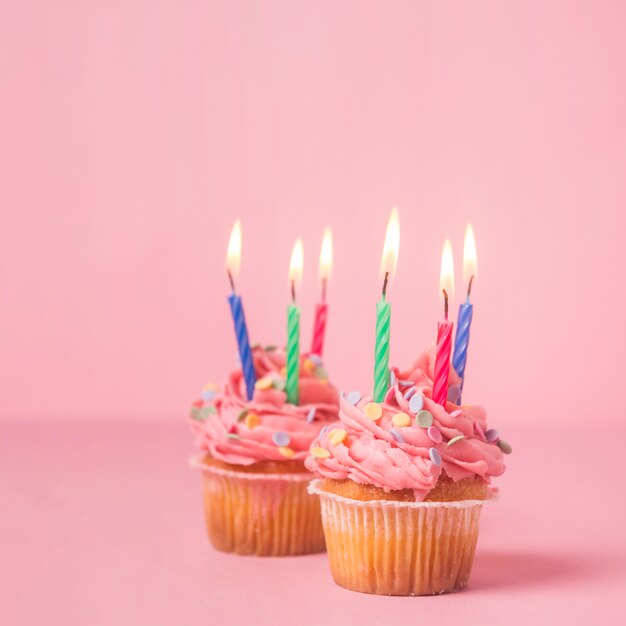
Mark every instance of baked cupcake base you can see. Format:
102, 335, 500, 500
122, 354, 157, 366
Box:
191, 455, 326, 556
309, 478, 493, 595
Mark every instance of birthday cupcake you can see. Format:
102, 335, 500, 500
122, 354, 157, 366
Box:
306, 347, 511, 595
189, 345, 339, 556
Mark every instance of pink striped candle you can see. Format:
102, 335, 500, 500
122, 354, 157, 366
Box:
310, 228, 332, 357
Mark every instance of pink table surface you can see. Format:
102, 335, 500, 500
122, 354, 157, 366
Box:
2, 421, 625, 626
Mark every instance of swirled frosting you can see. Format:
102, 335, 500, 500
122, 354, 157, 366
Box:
305, 346, 508, 501
190, 346, 339, 465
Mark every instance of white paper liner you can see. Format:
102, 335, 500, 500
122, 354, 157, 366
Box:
308, 479, 495, 595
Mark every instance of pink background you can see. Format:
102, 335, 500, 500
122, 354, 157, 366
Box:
2, 2, 626, 624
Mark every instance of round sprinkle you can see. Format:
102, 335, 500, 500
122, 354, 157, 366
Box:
199, 405, 216, 419
265, 344, 277, 352
497, 439, 512, 454
346, 391, 362, 405
429, 447, 442, 466
384, 386, 396, 404
278, 446, 294, 458
226, 433, 241, 440
311, 447, 330, 459
416, 409, 433, 428
328, 429, 347, 445
272, 431, 291, 447
303, 359, 315, 373
255, 377, 273, 390
315, 367, 329, 380
485, 428, 500, 442
398, 379, 414, 387
404, 386, 417, 401
280, 367, 287, 376
409, 393, 425, 413
189, 407, 202, 421
272, 378, 286, 391
245, 413, 260, 429
450, 409, 463, 418
389, 370, 397, 386
392, 412, 411, 427
201, 389, 216, 402
306, 407, 317, 423
448, 434, 465, 446
363, 402, 383, 421
389, 428, 405, 443
203, 382, 219, 392
308, 354, 323, 366
427, 426, 443, 443
447, 384, 461, 403
236, 409, 249, 422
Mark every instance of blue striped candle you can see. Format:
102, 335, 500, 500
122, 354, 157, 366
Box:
452, 299, 473, 402
228, 292, 256, 400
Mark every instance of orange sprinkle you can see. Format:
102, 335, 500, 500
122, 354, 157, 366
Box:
392, 412, 411, 427
255, 377, 273, 390
278, 446, 295, 458
244, 413, 260, 429
303, 359, 315, 373
364, 402, 383, 421
203, 382, 219, 392
328, 429, 347, 445
311, 447, 330, 459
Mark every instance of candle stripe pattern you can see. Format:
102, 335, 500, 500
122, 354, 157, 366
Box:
286, 304, 301, 404
373, 300, 391, 402
452, 303, 473, 403
228, 294, 256, 400
310, 303, 328, 357
433, 321, 453, 406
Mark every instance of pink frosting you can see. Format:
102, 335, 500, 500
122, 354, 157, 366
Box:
190, 347, 339, 465
305, 346, 507, 501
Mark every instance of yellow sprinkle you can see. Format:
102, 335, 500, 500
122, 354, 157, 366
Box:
244, 413, 260, 429
364, 402, 383, 421
280, 367, 287, 376
278, 446, 295, 458
203, 382, 219, 391
303, 359, 315, 373
255, 377, 273, 390
311, 447, 330, 459
392, 412, 411, 427
328, 429, 347, 445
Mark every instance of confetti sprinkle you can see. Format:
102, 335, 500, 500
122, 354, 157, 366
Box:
272, 378, 286, 391
363, 402, 383, 421
199, 406, 216, 420
265, 345, 277, 352
201, 390, 216, 402
416, 410, 433, 428
303, 359, 315, 374
346, 391, 362, 405
398, 380, 414, 387
429, 447, 442, 466
306, 407, 317, 423
390, 370, 397, 386
409, 393, 425, 413
255, 377, 273, 390
447, 434, 465, 446
384, 385, 396, 404
308, 354, 323, 366
427, 426, 443, 443
236, 409, 249, 422
328, 429, 347, 445
392, 412, 411, 427
390, 428, 405, 443
245, 413, 260, 429
272, 431, 291, 447
315, 367, 329, 380
280, 367, 287, 377
203, 383, 219, 392
189, 407, 202, 420
404, 386, 417, 401
226, 433, 241, 440
447, 384, 461, 403
311, 447, 330, 459
474, 422, 486, 440
450, 409, 463, 418
278, 446, 295, 458
497, 439, 512, 454
485, 428, 500, 442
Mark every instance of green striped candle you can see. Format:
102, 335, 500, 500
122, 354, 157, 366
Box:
286, 238, 304, 405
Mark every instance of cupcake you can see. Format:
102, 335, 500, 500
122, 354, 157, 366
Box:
305, 347, 510, 595
189, 345, 339, 556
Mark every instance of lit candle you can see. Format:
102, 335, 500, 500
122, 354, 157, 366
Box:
226, 219, 256, 400
286, 238, 304, 405
452, 223, 477, 402
374, 208, 400, 402
433, 239, 455, 406
310, 227, 333, 358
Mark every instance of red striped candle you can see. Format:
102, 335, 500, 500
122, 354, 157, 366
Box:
310, 228, 332, 357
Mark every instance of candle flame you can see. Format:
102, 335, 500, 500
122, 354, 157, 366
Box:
439, 238, 455, 307
318, 227, 333, 281
226, 219, 242, 282
463, 223, 478, 289
289, 237, 304, 294
379, 207, 400, 286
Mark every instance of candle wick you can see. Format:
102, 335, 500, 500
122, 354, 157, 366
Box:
227, 269, 236, 293
443, 288, 449, 320
466, 275, 474, 301
321, 277, 327, 303
291, 279, 296, 303
382, 271, 390, 299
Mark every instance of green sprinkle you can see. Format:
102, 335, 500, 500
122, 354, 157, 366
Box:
265, 344, 277, 352
226, 433, 241, 440
189, 407, 202, 420
237, 409, 249, 422
416, 410, 433, 428
315, 367, 329, 380
272, 378, 286, 391
497, 439, 512, 454
447, 434, 465, 446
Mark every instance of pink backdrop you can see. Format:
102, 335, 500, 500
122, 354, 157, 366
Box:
1, 0, 625, 425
